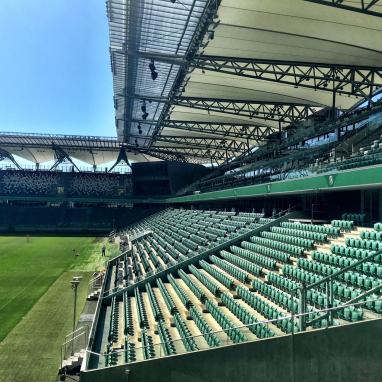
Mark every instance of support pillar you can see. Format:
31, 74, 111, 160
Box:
298, 284, 307, 331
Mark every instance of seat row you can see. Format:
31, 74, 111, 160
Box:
210, 255, 250, 284
188, 306, 221, 347
250, 235, 305, 256
276, 269, 365, 320
230, 245, 277, 270
312, 251, 382, 278
280, 221, 340, 237
345, 237, 382, 251
220, 250, 262, 277
298, 258, 380, 290
173, 313, 199, 352
271, 226, 327, 243
260, 231, 314, 249
342, 213, 365, 226
189, 264, 221, 297
236, 285, 298, 334
241, 240, 291, 263
204, 299, 247, 344
200, 260, 236, 290
361, 230, 382, 241
220, 292, 274, 339
331, 220, 354, 231
330, 244, 380, 262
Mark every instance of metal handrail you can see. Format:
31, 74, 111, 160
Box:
61, 325, 89, 370
297, 248, 382, 292
64, 326, 87, 342
292, 248, 382, 330
271, 207, 294, 219
89, 273, 104, 289
62, 331, 88, 347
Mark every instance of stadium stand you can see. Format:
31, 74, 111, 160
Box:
117, 209, 269, 284
0, 170, 59, 196
83, 208, 382, 374
2, 0, 382, 381
316, 133, 382, 173
0, 170, 132, 199
179, 116, 382, 195
67, 173, 122, 197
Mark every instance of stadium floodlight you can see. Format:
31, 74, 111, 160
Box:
149, 59, 158, 80
141, 101, 149, 119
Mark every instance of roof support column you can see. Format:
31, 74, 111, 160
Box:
0, 148, 21, 170
50, 146, 80, 172
332, 89, 336, 122
108, 148, 131, 173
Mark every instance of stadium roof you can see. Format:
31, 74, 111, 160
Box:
107, 0, 382, 164
0, 132, 164, 168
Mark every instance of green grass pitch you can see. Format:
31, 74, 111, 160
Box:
0, 235, 113, 382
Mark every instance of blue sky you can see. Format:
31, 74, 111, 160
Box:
0, 0, 115, 137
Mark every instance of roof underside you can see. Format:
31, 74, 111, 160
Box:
4, 1, 381, 168
107, 0, 382, 163
108, 0, 382, 164
0, 132, 160, 166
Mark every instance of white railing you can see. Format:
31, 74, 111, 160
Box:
89, 272, 104, 291
129, 230, 153, 243
61, 325, 89, 370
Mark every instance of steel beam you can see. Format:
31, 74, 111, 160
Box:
113, 52, 382, 100
305, 0, 382, 17
172, 97, 319, 124
125, 119, 276, 140
50, 146, 80, 172
150, 144, 230, 162
149, 135, 249, 154
161, 121, 277, 140
125, 94, 319, 124
191, 56, 382, 99
0, 148, 22, 169
108, 147, 131, 173
111, 50, 185, 66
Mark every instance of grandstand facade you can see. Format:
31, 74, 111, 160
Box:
2, 1, 382, 382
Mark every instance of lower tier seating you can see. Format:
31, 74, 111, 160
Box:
101, 215, 382, 367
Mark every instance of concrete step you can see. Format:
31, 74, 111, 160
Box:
60, 349, 85, 373
87, 288, 101, 300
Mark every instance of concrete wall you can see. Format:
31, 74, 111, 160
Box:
81, 318, 382, 382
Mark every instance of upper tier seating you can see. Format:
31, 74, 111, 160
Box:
317, 134, 382, 173
0, 169, 131, 198
0, 170, 59, 196
177, 123, 382, 196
